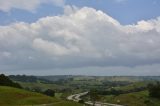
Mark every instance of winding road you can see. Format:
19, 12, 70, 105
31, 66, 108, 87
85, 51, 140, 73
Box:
67, 92, 124, 106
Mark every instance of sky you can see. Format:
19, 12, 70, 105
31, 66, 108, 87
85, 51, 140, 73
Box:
0, 0, 160, 76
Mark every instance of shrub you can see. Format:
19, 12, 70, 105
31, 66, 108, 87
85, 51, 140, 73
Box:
43, 89, 55, 97
148, 82, 160, 98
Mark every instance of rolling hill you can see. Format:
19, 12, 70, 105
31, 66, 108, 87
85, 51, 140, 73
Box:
0, 86, 59, 105
0, 86, 82, 106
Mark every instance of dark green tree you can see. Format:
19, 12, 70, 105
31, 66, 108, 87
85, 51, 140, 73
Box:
148, 82, 160, 98
43, 89, 55, 97
0, 74, 21, 88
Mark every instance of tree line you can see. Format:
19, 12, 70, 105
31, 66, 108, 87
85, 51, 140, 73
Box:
0, 74, 22, 88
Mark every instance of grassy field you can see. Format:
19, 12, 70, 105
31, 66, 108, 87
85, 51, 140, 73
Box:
102, 90, 160, 106
0, 86, 82, 106
52, 101, 83, 106
111, 81, 148, 91
18, 82, 66, 90
0, 86, 59, 106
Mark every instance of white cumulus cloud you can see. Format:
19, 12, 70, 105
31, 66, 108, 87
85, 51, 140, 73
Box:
0, 7, 160, 75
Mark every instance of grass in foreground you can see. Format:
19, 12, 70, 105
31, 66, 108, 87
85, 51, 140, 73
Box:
102, 90, 160, 106
0, 86, 60, 106
53, 101, 83, 106
0, 86, 83, 106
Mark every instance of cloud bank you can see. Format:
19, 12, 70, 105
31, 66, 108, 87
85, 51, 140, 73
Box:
0, 7, 160, 75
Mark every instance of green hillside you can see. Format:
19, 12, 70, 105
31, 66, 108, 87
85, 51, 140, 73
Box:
103, 90, 160, 106
0, 86, 60, 106
0, 86, 82, 106
112, 81, 148, 91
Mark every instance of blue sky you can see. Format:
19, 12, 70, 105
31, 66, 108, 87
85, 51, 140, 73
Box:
0, 0, 160, 25
1, 0, 160, 75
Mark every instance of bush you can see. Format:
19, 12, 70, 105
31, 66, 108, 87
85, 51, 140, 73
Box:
43, 89, 55, 97
148, 82, 160, 98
